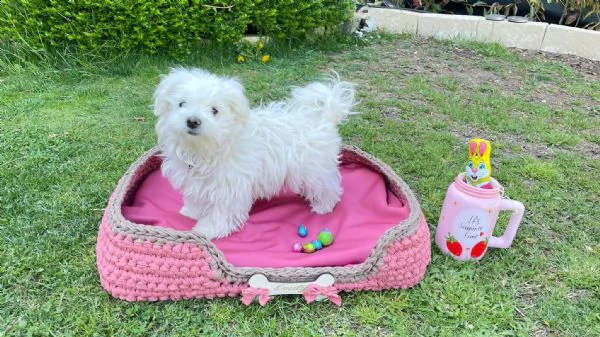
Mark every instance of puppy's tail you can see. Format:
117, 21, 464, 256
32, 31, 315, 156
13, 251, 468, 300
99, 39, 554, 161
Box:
291, 74, 357, 125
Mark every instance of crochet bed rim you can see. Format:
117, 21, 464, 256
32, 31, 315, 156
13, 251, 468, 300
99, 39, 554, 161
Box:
100, 145, 426, 284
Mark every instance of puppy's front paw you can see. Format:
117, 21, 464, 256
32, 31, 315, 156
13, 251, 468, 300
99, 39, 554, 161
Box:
192, 220, 233, 240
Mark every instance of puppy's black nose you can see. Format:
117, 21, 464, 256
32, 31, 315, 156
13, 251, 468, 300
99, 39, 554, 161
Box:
186, 117, 201, 129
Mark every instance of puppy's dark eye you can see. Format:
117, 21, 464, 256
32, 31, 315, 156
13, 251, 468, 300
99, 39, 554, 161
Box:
178, 101, 185, 108
212, 107, 218, 115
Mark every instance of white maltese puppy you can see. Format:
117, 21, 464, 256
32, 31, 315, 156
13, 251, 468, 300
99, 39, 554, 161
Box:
153, 68, 356, 239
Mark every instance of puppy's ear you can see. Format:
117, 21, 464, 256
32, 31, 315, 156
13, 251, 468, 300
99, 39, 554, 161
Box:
153, 69, 184, 116
222, 78, 251, 124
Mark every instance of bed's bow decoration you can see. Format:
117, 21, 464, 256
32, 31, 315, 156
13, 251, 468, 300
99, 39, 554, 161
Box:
241, 287, 272, 306
303, 284, 342, 306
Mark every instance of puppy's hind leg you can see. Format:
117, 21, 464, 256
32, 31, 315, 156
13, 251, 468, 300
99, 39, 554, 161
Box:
301, 168, 343, 215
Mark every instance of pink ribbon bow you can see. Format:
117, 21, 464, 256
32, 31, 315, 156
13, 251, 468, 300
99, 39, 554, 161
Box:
241, 287, 272, 306
303, 285, 342, 306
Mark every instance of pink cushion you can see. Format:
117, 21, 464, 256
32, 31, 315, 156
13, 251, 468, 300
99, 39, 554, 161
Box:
122, 162, 410, 268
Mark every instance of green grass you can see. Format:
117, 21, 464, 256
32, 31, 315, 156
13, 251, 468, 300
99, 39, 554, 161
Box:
1, 34, 599, 336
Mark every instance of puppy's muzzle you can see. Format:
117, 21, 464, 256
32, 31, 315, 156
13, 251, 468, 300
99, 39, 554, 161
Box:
186, 117, 202, 135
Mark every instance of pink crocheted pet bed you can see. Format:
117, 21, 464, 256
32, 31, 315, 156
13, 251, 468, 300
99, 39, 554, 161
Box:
96, 146, 431, 305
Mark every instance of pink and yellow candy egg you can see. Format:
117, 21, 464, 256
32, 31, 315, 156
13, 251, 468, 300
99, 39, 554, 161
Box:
302, 242, 316, 253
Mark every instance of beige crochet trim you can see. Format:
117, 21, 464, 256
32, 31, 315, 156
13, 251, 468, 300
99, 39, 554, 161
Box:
107, 145, 423, 283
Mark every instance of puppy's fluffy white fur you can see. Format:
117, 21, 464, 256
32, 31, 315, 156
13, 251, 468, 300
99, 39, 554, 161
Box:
153, 68, 356, 239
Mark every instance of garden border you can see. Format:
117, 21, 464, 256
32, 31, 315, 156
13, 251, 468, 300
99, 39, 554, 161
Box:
360, 7, 600, 61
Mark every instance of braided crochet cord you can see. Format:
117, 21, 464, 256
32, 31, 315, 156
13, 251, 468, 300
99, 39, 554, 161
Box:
96, 146, 431, 301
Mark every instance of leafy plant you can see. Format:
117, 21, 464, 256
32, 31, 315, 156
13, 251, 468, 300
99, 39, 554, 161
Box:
547, 0, 600, 29
248, 0, 355, 40
0, 0, 251, 55
0, 0, 355, 57
405, 0, 522, 15
401, 0, 599, 29
526, 0, 547, 22
408, 0, 452, 13
471, 0, 522, 16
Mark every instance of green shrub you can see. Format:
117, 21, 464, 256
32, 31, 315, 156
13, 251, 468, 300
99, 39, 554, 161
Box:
0, 0, 355, 56
249, 0, 355, 39
0, 0, 252, 53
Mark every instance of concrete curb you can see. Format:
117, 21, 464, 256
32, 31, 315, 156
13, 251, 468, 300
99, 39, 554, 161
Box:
362, 7, 600, 61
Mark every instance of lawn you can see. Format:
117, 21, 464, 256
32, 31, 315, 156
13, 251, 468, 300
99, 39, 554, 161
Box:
1, 34, 599, 336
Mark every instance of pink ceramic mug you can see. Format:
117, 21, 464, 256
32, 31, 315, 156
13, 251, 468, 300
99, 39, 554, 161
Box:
435, 173, 525, 261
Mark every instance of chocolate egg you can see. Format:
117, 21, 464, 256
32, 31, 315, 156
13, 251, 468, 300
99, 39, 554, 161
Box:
312, 240, 323, 250
302, 242, 316, 253
292, 243, 303, 252
317, 229, 334, 247
297, 224, 308, 238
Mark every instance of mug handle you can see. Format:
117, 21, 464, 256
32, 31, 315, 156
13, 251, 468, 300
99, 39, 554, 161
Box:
489, 199, 525, 249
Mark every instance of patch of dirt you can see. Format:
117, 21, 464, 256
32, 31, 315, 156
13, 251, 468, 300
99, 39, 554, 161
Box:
377, 39, 508, 89
447, 124, 555, 159
510, 48, 600, 82
524, 83, 577, 111
516, 283, 542, 307
333, 36, 599, 159
565, 289, 593, 300
531, 326, 552, 337
575, 140, 600, 160
450, 122, 600, 160
340, 37, 599, 99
